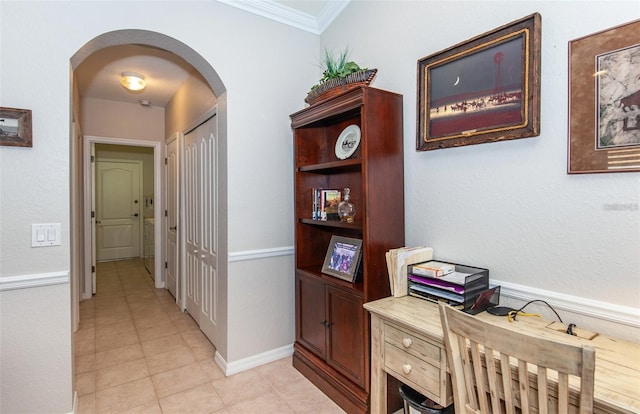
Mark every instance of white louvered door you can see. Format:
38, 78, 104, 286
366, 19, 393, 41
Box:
183, 115, 219, 346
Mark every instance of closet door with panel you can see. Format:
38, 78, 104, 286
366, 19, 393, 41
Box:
183, 115, 219, 345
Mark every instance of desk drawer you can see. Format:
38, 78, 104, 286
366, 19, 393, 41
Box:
384, 342, 441, 401
383, 324, 448, 404
384, 324, 442, 366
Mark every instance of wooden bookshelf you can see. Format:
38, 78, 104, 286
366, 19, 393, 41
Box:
291, 86, 405, 413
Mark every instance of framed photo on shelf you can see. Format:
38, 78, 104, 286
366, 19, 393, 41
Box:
417, 13, 541, 151
568, 19, 640, 174
321, 235, 362, 282
0, 107, 32, 148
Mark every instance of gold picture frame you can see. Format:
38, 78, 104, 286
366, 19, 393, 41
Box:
0, 107, 32, 148
417, 13, 541, 151
568, 19, 640, 174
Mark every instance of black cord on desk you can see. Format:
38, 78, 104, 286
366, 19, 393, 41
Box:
512, 299, 563, 323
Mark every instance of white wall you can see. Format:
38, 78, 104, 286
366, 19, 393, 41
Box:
165, 72, 217, 135
0, 281, 72, 413
81, 97, 165, 141
0, 1, 317, 412
321, 1, 640, 340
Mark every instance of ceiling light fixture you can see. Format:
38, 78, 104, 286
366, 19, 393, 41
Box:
120, 72, 146, 91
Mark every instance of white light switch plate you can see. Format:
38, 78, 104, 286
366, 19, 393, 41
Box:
31, 223, 61, 247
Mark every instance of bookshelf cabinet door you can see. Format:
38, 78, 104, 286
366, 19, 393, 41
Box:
326, 286, 366, 388
296, 273, 327, 359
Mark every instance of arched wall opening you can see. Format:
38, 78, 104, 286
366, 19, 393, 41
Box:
69, 29, 229, 360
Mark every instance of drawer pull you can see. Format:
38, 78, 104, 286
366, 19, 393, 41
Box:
402, 364, 412, 374
402, 338, 413, 348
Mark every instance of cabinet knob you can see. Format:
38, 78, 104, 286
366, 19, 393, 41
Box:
402, 338, 413, 348
321, 320, 330, 328
402, 364, 412, 375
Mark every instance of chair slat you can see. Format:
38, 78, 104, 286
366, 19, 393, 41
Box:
483, 347, 501, 414
558, 372, 569, 414
500, 354, 515, 414
537, 366, 549, 414
459, 336, 479, 410
470, 341, 490, 414
519, 360, 530, 414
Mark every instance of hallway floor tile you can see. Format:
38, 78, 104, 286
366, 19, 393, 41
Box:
75, 259, 345, 413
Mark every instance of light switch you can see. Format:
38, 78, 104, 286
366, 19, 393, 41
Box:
32, 223, 61, 247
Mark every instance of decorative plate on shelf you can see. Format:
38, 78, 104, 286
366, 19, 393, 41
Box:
335, 125, 361, 160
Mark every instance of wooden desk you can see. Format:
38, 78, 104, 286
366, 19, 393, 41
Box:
364, 296, 640, 414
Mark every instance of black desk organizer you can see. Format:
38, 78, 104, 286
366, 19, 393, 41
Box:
407, 262, 490, 313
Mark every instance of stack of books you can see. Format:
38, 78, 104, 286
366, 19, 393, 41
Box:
407, 261, 489, 310
312, 188, 341, 221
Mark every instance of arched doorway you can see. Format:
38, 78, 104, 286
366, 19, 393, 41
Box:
69, 29, 228, 358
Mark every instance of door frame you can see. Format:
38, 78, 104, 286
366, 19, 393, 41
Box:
165, 131, 182, 307
83, 135, 163, 299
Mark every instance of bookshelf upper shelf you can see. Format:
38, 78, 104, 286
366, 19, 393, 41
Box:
298, 159, 361, 173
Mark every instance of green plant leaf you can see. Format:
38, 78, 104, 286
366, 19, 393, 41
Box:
310, 47, 368, 92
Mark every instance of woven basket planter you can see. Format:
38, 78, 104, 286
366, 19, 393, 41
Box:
305, 69, 378, 106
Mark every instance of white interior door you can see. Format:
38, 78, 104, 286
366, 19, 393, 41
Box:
165, 135, 179, 300
184, 115, 218, 345
96, 160, 142, 261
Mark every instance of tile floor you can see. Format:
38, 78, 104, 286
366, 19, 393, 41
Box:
74, 259, 345, 413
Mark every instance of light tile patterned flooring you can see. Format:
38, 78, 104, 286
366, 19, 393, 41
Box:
74, 259, 345, 413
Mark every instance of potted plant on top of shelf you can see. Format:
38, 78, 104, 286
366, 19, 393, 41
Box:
305, 48, 377, 106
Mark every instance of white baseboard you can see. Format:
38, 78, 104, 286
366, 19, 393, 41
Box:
215, 344, 294, 376
69, 391, 78, 414
495, 279, 640, 328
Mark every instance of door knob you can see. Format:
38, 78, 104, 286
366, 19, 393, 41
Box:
132, 213, 139, 217
170, 226, 177, 231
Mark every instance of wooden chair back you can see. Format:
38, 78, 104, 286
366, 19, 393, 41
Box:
439, 303, 595, 414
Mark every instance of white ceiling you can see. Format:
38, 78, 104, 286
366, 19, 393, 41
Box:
76, 0, 347, 108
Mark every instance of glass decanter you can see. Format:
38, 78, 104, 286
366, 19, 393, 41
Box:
338, 187, 356, 223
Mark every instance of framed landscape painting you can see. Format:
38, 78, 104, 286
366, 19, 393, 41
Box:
417, 13, 541, 151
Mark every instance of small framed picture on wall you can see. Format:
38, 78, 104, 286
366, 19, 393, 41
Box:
0, 107, 32, 148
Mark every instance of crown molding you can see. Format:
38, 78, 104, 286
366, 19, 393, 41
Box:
217, 0, 349, 35
315, 1, 350, 33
